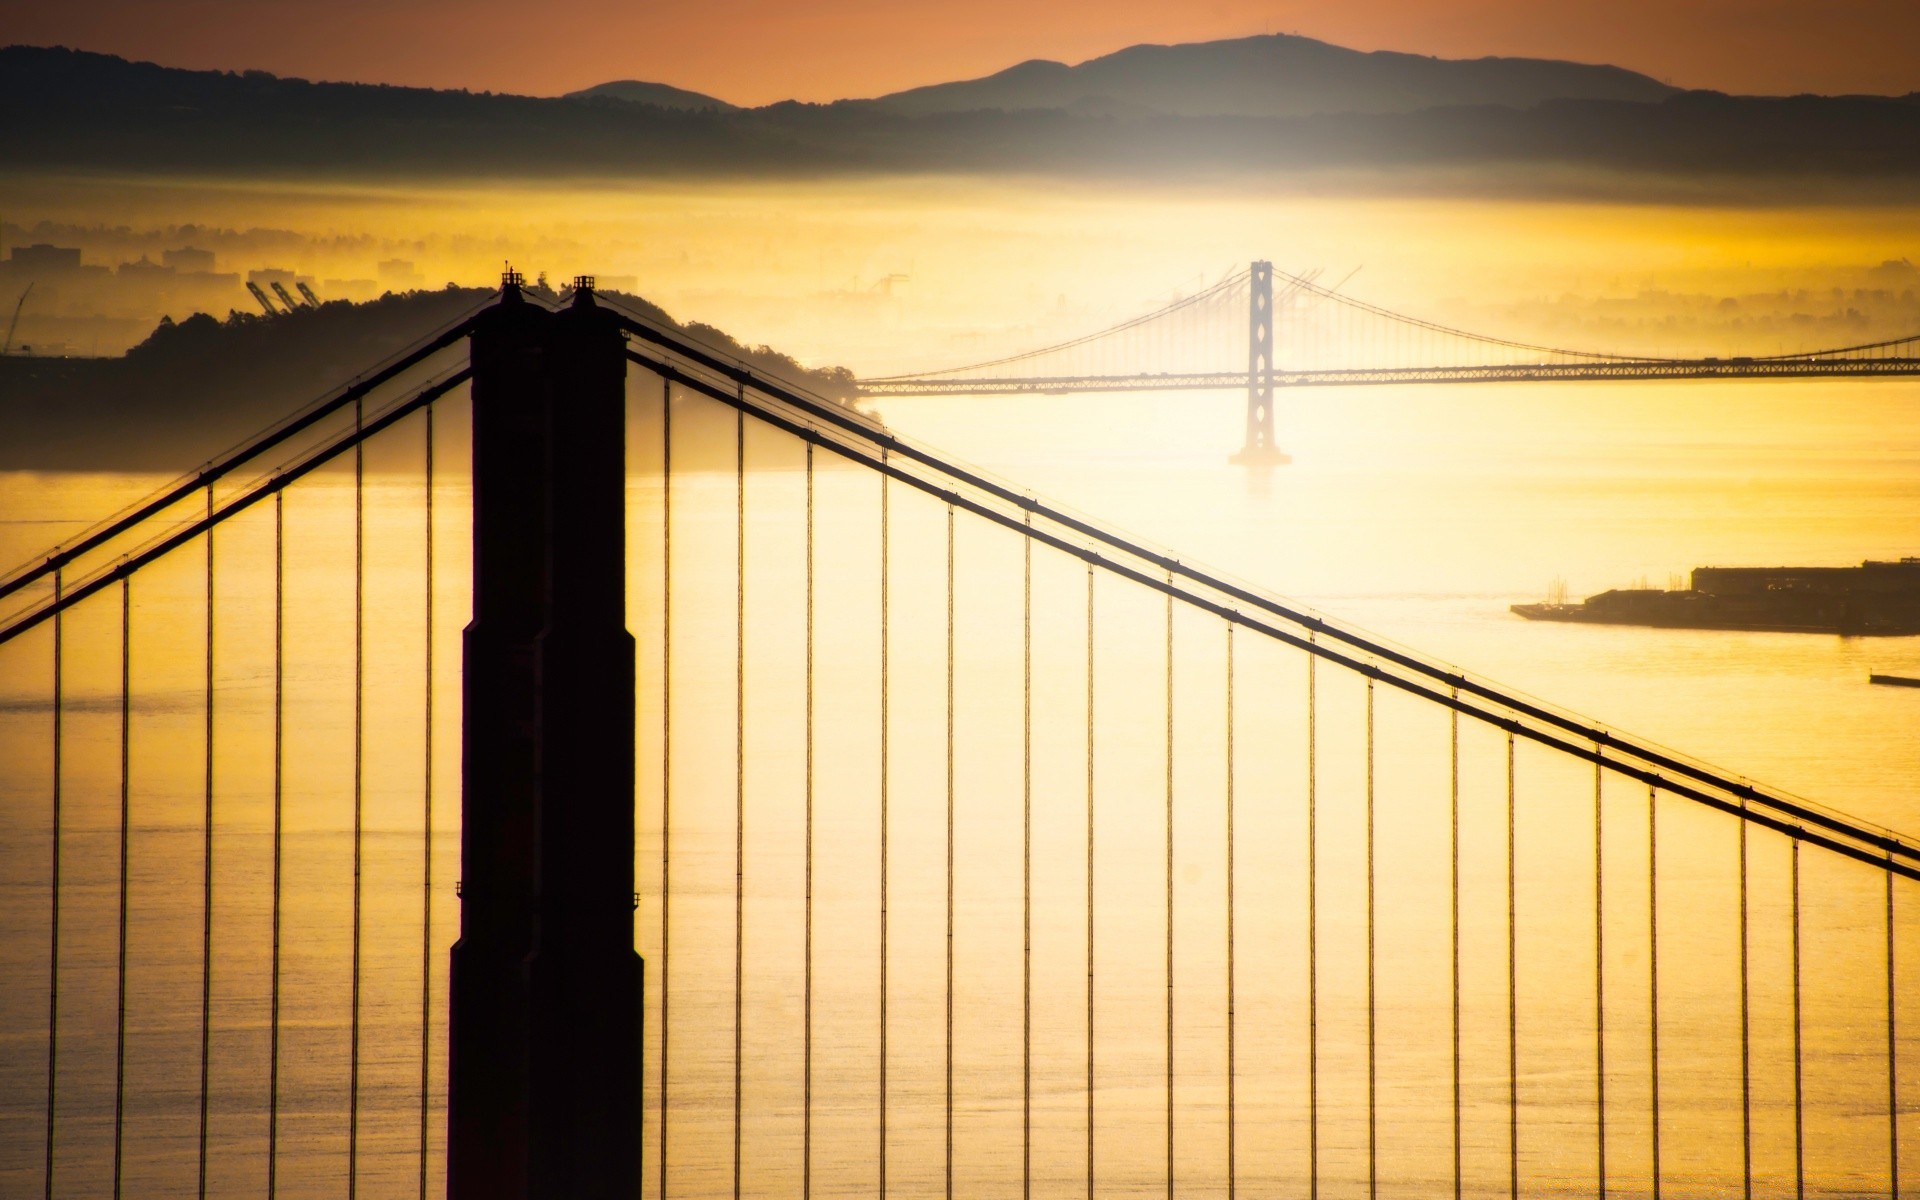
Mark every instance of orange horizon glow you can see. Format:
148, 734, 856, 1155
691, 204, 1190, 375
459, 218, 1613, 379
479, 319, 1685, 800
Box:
10, 0, 1920, 108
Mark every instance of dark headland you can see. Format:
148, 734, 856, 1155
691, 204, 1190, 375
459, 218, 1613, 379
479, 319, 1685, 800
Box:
1514, 559, 1920, 636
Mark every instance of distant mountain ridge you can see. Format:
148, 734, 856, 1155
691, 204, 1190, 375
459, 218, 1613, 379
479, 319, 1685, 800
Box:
565, 79, 736, 112
6, 44, 1920, 194
863, 34, 1678, 118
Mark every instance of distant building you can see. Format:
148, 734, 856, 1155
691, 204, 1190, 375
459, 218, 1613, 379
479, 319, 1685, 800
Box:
117, 255, 175, 277
9, 244, 82, 272
378, 259, 425, 290
247, 268, 316, 290
163, 246, 217, 273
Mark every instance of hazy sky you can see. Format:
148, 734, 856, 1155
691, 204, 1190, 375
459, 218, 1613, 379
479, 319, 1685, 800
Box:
8, 0, 1920, 106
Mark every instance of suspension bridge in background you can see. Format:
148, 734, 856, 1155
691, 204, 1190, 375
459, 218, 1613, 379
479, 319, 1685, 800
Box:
857, 261, 1920, 463
0, 271, 1916, 1200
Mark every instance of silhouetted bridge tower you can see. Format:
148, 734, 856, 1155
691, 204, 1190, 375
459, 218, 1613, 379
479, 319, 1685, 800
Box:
2, 270, 1918, 1199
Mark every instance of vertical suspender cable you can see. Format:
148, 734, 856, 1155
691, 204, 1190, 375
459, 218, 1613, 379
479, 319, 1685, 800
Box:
944, 503, 955, 1200
1792, 841, 1804, 1200
733, 397, 745, 1200
1890, 868, 1901, 1200
1450, 698, 1462, 1200
1595, 759, 1607, 1200
198, 486, 216, 1200
1365, 678, 1376, 1200
1164, 575, 1175, 1200
419, 404, 435, 1200
112, 577, 131, 1200
44, 570, 63, 1200
1739, 815, 1751, 1200
350, 395, 365, 1200
1023, 521, 1033, 1200
804, 444, 816, 1200
1224, 624, 1237, 1200
1506, 732, 1518, 1200
1307, 647, 1319, 1200
879, 453, 890, 1198
1648, 787, 1660, 1200
1085, 564, 1096, 1200
268, 491, 285, 1200
659, 377, 673, 1200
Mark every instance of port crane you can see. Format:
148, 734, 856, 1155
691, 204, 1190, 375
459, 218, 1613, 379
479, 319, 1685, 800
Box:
296, 282, 322, 308
2, 282, 30, 355
246, 281, 282, 316
270, 281, 304, 312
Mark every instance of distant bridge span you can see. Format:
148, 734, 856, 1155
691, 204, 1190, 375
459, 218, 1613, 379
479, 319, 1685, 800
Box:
857, 357, 1920, 396
853, 261, 1920, 461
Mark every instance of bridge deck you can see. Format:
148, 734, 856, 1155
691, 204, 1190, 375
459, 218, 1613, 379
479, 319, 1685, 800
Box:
857, 356, 1920, 396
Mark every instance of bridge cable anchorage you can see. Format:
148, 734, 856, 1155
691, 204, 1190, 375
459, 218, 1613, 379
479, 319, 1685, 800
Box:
112, 577, 130, 1200
268, 491, 284, 1200
0, 299, 489, 605
804, 441, 817, 1200
42, 569, 62, 1200
1084, 562, 1096, 1200
197, 483, 216, 1200
615, 335, 1920, 874
659, 373, 673, 1200
418, 402, 435, 1200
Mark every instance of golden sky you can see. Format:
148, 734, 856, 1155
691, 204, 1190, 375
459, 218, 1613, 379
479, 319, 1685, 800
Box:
9, 0, 1920, 106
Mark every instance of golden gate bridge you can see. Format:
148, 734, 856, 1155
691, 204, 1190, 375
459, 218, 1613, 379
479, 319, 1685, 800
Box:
0, 272, 1915, 1199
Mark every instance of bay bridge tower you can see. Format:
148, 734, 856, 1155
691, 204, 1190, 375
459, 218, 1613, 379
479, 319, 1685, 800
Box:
1231, 259, 1289, 465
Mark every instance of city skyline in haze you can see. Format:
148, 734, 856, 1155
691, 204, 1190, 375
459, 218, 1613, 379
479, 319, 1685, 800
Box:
6, 0, 1919, 108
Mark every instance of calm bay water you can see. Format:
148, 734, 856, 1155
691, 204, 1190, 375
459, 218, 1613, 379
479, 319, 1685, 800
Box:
1, 374, 1917, 1198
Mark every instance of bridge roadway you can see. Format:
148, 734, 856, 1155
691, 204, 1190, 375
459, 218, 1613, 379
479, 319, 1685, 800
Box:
856, 355, 1920, 396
